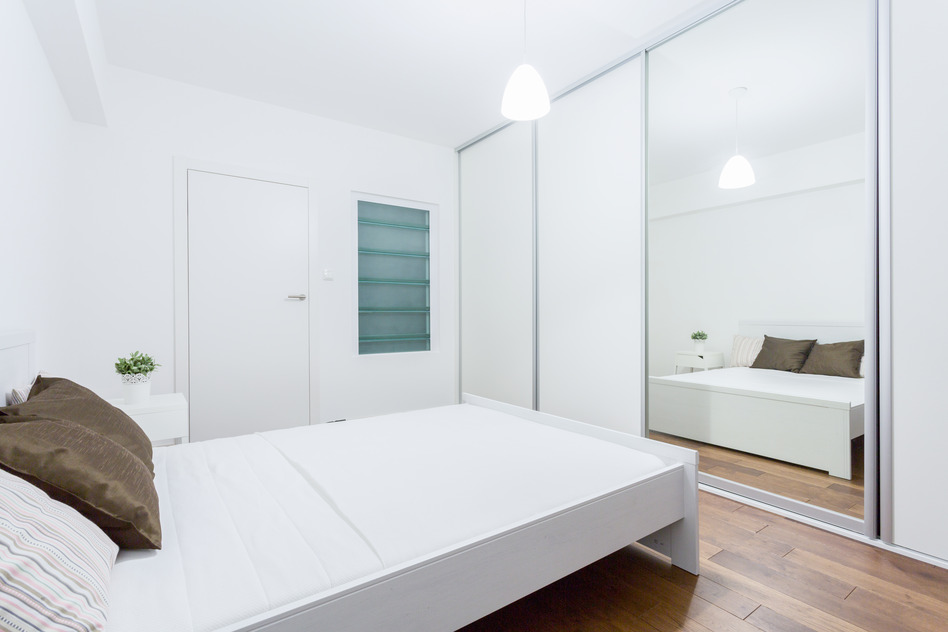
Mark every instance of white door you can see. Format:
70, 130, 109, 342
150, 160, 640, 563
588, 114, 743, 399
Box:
187, 170, 310, 441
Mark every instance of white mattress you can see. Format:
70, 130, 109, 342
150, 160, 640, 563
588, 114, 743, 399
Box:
107, 403, 667, 632
653, 367, 864, 407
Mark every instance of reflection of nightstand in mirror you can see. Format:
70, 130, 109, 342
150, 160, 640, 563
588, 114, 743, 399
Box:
675, 351, 725, 374
109, 393, 189, 446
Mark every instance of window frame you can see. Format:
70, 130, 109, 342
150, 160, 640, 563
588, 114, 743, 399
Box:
353, 192, 439, 356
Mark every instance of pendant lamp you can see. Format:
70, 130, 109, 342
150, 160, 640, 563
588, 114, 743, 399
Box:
501, 0, 550, 121
718, 87, 755, 189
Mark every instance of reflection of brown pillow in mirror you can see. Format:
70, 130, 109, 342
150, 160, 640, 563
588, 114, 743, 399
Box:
750, 335, 817, 373
800, 340, 865, 378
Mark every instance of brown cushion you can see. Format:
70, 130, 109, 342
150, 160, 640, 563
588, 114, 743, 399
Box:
800, 340, 865, 378
0, 415, 161, 549
750, 335, 817, 373
1, 376, 153, 475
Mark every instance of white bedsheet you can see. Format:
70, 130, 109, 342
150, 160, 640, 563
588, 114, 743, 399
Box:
107, 403, 666, 632
656, 367, 864, 406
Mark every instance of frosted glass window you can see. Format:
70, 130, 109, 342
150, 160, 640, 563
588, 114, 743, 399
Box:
358, 201, 431, 354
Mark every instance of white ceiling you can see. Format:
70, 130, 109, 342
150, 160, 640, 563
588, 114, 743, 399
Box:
92, 0, 868, 172
93, 0, 715, 148
648, 0, 868, 183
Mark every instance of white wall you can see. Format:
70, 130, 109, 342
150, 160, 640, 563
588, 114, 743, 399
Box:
537, 58, 644, 434
648, 134, 867, 375
1, 3, 458, 422
0, 0, 75, 378
890, 0, 948, 561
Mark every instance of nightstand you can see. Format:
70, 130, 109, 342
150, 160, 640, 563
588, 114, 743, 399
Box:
109, 393, 189, 446
674, 351, 725, 374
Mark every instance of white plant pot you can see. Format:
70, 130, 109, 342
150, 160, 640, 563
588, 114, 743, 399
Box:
120, 374, 151, 405
693, 340, 706, 354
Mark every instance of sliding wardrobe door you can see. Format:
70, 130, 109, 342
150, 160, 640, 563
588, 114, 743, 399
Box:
890, 0, 948, 560
459, 123, 534, 408
536, 58, 644, 433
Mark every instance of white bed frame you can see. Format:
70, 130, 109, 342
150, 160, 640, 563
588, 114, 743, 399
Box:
650, 321, 864, 480
0, 333, 698, 632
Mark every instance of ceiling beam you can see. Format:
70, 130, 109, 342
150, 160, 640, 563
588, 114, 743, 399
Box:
21, 0, 107, 126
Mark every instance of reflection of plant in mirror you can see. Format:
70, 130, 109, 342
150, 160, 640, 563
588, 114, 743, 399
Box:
691, 331, 708, 341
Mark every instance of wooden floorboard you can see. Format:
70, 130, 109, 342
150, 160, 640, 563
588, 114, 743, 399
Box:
460, 491, 948, 632
649, 432, 865, 519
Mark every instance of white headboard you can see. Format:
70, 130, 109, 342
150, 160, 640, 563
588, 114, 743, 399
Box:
738, 321, 865, 343
0, 331, 36, 405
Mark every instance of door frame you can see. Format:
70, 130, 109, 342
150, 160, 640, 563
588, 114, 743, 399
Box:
172, 157, 319, 422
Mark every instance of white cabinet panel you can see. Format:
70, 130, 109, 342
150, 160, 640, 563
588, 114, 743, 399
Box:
459, 124, 534, 408
536, 58, 644, 434
890, 0, 948, 561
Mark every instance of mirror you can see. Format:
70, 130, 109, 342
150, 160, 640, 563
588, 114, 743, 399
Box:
646, 0, 870, 525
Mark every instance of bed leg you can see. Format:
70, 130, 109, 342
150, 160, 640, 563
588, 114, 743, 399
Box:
670, 458, 700, 574
639, 461, 700, 574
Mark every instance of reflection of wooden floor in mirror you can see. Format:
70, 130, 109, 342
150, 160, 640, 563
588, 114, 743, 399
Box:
650, 431, 864, 519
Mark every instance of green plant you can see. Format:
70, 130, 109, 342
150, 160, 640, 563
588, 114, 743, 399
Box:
115, 351, 160, 375
691, 330, 708, 341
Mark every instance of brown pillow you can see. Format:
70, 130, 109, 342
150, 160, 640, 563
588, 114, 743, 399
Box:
800, 340, 865, 378
750, 335, 817, 373
0, 415, 161, 549
1, 376, 153, 475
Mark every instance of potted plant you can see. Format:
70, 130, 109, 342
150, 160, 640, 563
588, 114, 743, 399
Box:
115, 351, 160, 405
691, 330, 708, 353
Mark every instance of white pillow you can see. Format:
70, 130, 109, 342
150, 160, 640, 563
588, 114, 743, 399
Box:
730, 334, 764, 367
10, 385, 30, 405
0, 468, 119, 632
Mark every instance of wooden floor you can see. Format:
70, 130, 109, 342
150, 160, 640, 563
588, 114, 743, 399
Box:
462, 491, 948, 632
650, 431, 865, 519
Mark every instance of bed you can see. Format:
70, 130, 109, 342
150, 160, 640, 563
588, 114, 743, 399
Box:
0, 332, 698, 632
649, 321, 865, 480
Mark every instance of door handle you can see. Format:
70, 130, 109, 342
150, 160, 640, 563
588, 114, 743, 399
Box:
287, 294, 307, 300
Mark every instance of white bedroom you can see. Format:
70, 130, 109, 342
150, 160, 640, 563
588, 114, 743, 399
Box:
2, 0, 948, 631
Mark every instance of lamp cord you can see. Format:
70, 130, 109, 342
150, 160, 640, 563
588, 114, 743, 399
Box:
522, 0, 528, 63
734, 97, 740, 154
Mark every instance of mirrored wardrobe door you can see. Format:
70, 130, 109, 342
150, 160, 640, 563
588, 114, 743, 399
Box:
645, 0, 874, 532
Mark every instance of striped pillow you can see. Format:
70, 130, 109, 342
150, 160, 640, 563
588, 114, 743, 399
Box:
0, 468, 118, 632
730, 334, 764, 367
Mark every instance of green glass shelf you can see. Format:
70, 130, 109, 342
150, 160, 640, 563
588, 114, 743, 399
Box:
359, 334, 431, 342
358, 248, 429, 259
359, 308, 429, 313
357, 219, 429, 231
359, 278, 429, 286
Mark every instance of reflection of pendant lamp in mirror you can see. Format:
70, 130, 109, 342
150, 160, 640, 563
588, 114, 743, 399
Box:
718, 87, 755, 189
501, 0, 550, 121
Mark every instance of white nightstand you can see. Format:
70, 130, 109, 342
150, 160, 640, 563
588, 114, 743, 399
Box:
109, 393, 189, 446
674, 351, 725, 374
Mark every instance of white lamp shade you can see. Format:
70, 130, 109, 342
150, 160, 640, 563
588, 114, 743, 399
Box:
718, 154, 756, 189
501, 64, 551, 121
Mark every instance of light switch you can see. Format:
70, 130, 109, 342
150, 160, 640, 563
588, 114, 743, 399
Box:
322, 268, 334, 281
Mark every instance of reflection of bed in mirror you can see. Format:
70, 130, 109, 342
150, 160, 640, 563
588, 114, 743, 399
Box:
649, 322, 864, 479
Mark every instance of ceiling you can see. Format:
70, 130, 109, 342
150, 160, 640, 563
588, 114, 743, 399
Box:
92, 0, 868, 175
93, 0, 715, 148
648, 0, 868, 183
